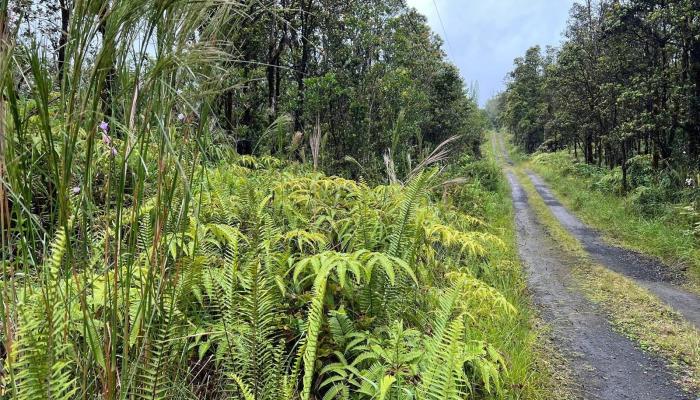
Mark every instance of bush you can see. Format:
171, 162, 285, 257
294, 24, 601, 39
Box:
531, 152, 572, 171
626, 154, 655, 189
448, 181, 492, 218
531, 151, 596, 178
5, 153, 517, 399
628, 185, 669, 216
537, 137, 565, 153
591, 168, 622, 194
448, 155, 503, 193
464, 159, 503, 192
572, 162, 604, 179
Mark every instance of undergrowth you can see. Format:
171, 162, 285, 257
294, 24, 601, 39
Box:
1, 141, 543, 399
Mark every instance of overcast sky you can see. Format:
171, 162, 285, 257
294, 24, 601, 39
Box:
406, 0, 576, 106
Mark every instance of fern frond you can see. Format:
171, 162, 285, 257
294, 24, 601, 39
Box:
388, 170, 433, 258
301, 269, 331, 400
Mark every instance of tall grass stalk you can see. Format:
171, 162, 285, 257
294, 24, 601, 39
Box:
1, 1, 251, 398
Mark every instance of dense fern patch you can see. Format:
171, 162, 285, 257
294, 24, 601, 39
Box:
2, 155, 524, 399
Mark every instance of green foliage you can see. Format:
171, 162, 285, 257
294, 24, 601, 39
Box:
628, 186, 669, 217
626, 155, 655, 189
0, 2, 526, 399
3, 149, 523, 398
497, 0, 700, 195
531, 151, 685, 216
501, 47, 550, 153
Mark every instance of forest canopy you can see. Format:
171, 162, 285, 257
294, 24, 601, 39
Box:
495, 0, 700, 191
10, 0, 486, 181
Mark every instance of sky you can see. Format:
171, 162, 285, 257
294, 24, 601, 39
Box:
406, 0, 577, 106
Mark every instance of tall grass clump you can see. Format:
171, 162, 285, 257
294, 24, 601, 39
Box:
0, 1, 268, 397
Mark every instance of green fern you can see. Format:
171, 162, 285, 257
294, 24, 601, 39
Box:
4, 149, 516, 399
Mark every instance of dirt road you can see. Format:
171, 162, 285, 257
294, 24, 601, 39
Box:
525, 171, 700, 328
495, 133, 691, 399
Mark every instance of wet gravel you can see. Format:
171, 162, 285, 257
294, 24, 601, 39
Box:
525, 171, 700, 328
506, 170, 691, 400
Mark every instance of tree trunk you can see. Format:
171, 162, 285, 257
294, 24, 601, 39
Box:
57, 0, 70, 85
294, 0, 313, 132
621, 140, 628, 193
266, 3, 288, 142
688, 13, 700, 165
585, 133, 594, 164
267, 13, 278, 122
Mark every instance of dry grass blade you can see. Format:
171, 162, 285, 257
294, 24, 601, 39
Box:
435, 177, 468, 188
310, 114, 321, 170
407, 135, 462, 182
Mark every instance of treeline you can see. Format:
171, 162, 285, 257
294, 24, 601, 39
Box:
13, 0, 485, 180
492, 0, 700, 190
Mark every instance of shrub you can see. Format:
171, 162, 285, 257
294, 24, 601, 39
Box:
572, 162, 604, 179
628, 185, 669, 216
531, 152, 572, 170
463, 159, 503, 193
626, 154, 655, 189
4, 154, 516, 399
591, 168, 622, 194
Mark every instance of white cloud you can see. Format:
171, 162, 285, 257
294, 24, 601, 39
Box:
406, 0, 439, 16
406, 0, 576, 105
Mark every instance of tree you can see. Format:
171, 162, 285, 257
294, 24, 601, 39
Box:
498, 0, 700, 191
503, 46, 548, 153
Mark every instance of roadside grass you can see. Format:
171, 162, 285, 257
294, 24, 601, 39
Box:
527, 157, 700, 290
512, 167, 582, 256
503, 136, 527, 164
486, 131, 500, 162
528, 318, 578, 400
468, 185, 551, 399
515, 166, 700, 394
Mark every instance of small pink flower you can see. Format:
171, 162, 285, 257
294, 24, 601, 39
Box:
110, 147, 118, 157
177, 113, 186, 122
71, 186, 81, 195
102, 132, 112, 146
98, 121, 109, 133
